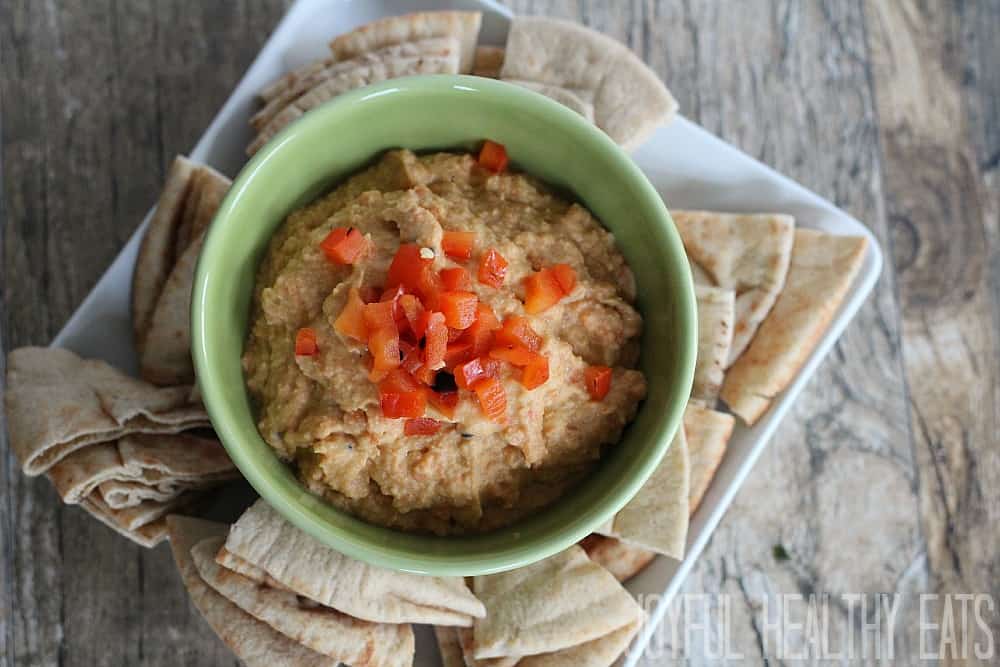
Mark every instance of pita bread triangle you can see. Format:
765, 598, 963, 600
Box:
579, 534, 656, 583
192, 536, 414, 666
81, 497, 169, 548
471, 545, 644, 659
252, 37, 462, 132
684, 403, 735, 514
597, 428, 690, 559
5, 347, 207, 476
219, 500, 485, 625
247, 47, 461, 155
132, 156, 197, 344
672, 210, 796, 369
166, 516, 335, 666
692, 285, 735, 404
722, 229, 867, 424
505, 79, 595, 121
329, 11, 482, 73
499, 16, 677, 149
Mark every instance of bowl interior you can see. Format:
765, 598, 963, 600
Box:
192, 75, 696, 575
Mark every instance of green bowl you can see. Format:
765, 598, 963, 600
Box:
192, 75, 696, 576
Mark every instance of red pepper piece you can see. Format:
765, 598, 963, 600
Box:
477, 248, 508, 289
438, 291, 479, 330
584, 365, 613, 400
294, 327, 318, 356
333, 288, 368, 341
427, 390, 459, 419
523, 268, 565, 314
442, 230, 476, 261
404, 418, 442, 436
551, 263, 577, 294
440, 266, 473, 291
472, 376, 507, 423
478, 140, 509, 173
319, 227, 367, 265
494, 316, 543, 352
519, 354, 549, 390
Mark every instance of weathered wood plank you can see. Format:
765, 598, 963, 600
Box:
864, 0, 1000, 663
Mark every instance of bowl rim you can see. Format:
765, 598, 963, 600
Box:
192, 74, 697, 576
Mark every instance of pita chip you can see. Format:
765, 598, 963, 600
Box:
166, 516, 335, 666
139, 232, 204, 386
472, 45, 504, 78
192, 537, 414, 667
578, 534, 656, 583
252, 37, 461, 131
722, 230, 867, 425
500, 16, 677, 149
5, 347, 208, 476
219, 500, 486, 625
174, 165, 230, 257
598, 429, 690, 560
517, 616, 643, 667
259, 57, 333, 103
248, 49, 461, 155
329, 11, 482, 73
80, 494, 171, 548
672, 211, 795, 368
692, 285, 735, 404
46, 433, 235, 506
505, 80, 595, 121
471, 545, 644, 659
132, 156, 197, 343
684, 404, 735, 515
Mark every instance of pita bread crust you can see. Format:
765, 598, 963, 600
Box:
721, 230, 867, 425
5, 347, 208, 475
252, 37, 462, 131
578, 534, 656, 583
192, 537, 414, 666
684, 404, 735, 514
80, 495, 170, 548
672, 211, 796, 368
165, 516, 335, 666
139, 232, 204, 385
259, 58, 334, 103
248, 49, 461, 155
471, 545, 644, 659
692, 285, 735, 404
472, 45, 504, 78
500, 16, 677, 149
329, 11, 482, 73
132, 156, 197, 344
599, 429, 690, 559
517, 617, 643, 667
221, 500, 486, 625
504, 79, 595, 121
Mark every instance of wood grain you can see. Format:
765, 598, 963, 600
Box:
1, 1, 996, 665
865, 0, 1000, 663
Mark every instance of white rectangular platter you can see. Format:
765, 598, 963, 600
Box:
51, 0, 883, 664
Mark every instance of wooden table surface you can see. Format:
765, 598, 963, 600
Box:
2, 1, 997, 665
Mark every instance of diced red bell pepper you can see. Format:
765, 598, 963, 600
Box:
399, 294, 424, 334
380, 285, 407, 329
368, 327, 400, 376
440, 267, 472, 291
319, 227, 367, 265
519, 355, 549, 390
489, 345, 539, 367
454, 356, 502, 390
551, 263, 577, 294
334, 288, 368, 341
417, 267, 443, 310
404, 418, 442, 436
423, 312, 448, 371
442, 230, 476, 261
477, 248, 508, 289
363, 301, 397, 335
472, 376, 507, 423
427, 389, 459, 419
444, 342, 474, 369
523, 268, 565, 314
379, 369, 421, 394
494, 316, 543, 352
478, 140, 509, 173
584, 365, 613, 400
460, 302, 501, 355
439, 291, 479, 330
387, 244, 428, 289
379, 390, 426, 419
294, 327, 318, 356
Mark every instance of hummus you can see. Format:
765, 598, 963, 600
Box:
244, 148, 647, 534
